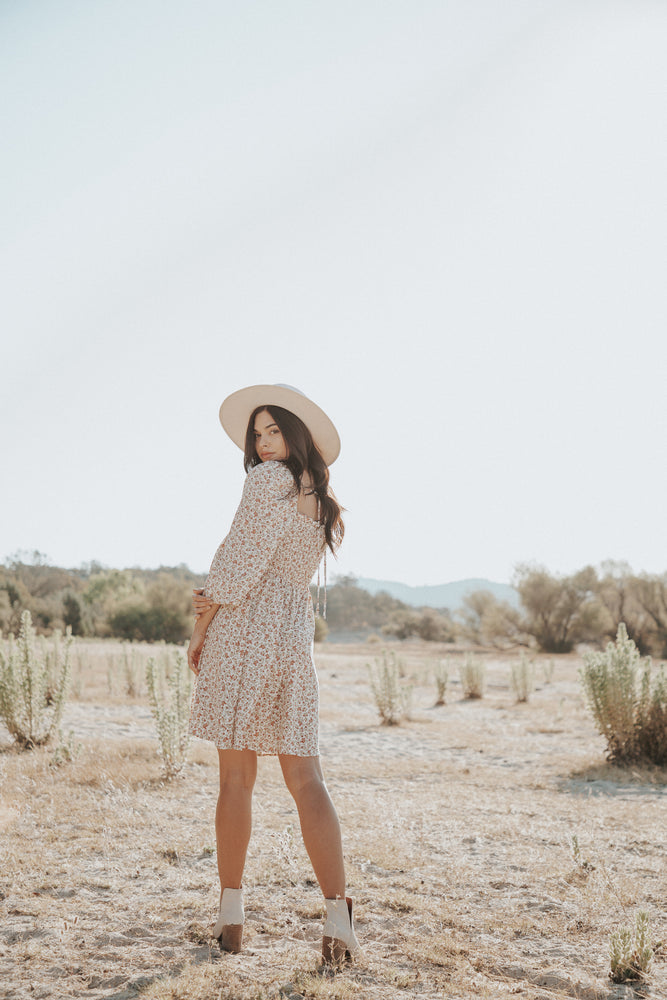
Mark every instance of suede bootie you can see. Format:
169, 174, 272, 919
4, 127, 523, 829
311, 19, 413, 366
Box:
322, 896, 360, 965
212, 887, 244, 953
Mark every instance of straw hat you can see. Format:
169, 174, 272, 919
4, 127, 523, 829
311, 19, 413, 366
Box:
219, 384, 341, 465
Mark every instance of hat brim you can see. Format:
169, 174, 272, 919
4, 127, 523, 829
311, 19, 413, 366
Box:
219, 384, 341, 466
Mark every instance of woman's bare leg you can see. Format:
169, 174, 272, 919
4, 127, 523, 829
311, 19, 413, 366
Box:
279, 754, 345, 899
216, 749, 257, 889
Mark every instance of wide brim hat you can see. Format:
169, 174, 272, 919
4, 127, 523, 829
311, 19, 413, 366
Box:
219, 384, 341, 465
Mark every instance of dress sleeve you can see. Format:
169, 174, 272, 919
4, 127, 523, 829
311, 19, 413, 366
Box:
204, 462, 293, 606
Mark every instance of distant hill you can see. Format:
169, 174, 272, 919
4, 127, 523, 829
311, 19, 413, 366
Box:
352, 577, 519, 611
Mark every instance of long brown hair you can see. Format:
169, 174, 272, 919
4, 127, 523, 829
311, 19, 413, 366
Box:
243, 405, 344, 553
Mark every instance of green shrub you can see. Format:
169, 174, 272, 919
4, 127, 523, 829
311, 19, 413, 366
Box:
0, 610, 72, 748
459, 654, 486, 699
610, 910, 653, 983
510, 653, 535, 703
579, 623, 667, 765
367, 650, 412, 725
146, 651, 191, 777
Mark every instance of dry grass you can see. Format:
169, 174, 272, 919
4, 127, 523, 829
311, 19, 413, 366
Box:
0, 641, 666, 1000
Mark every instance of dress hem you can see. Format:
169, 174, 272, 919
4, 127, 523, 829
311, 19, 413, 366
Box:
189, 733, 319, 757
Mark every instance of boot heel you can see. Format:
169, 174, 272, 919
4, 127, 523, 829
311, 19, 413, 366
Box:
322, 934, 349, 964
219, 923, 243, 954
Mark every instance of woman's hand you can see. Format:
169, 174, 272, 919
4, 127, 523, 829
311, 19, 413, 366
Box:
192, 587, 214, 619
187, 621, 207, 675
187, 597, 221, 675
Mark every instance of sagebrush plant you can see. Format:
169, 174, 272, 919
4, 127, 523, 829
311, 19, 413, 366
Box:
433, 658, 449, 706
0, 610, 72, 748
50, 729, 82, 768
579, 623, 667, 765
459, 654, 485, 699
145, 650, 191, 777
541, 658, 555, 684
570, 833, 595, 873
610, 910, 653, 982
123, 644, 142, 697
510, 652, 535, 703
367, 650, 412, 725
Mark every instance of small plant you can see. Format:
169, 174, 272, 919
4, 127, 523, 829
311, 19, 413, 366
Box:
273, 825, 301, 885
50, 729, 82, 768
541, 658, 555, 684
0, 611, 72, 748
610, 910, 653, 982
459, 654, 486, 699
433, 659, 449, 706
570, 833, 595, 872
367, 650, 412, 725
579, 623, 667, 765
123, 644, 142, 697
510, 653, 535, 703
146, 651, 191, 777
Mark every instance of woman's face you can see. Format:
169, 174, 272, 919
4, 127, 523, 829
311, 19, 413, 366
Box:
253, 409, 288, 462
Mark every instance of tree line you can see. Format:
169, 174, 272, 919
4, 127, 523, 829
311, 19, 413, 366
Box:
1, 554, 666, 656
0, 553, 198, 644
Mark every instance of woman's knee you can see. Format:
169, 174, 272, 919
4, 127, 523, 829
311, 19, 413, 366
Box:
279, 755, 326, 801
218, 749, 257, 792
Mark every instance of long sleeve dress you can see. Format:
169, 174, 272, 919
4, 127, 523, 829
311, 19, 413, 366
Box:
188, 460, 326, 756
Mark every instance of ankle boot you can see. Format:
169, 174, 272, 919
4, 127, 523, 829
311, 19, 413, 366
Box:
322, 896, 360, 964
212, 887, 244, 953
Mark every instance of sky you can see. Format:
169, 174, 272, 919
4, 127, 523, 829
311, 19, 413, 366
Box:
2, 0, 666, 587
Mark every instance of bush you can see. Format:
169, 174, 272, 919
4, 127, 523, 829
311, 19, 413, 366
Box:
367, 650, 412, 725
383, 607, 455, 642
433, 659, 449, 706
459, 654, 486, 699
579, 623, 667, 765
146, 651, 191, 777
510, 653, 535, 703
514, 564, 603, 653
314, 616, 329, 643
610, 910, 653, 983
0, 610, 72, 748
458, 590, 526, 648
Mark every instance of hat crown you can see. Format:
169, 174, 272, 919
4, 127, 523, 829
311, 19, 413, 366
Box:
273, 383, 304, 396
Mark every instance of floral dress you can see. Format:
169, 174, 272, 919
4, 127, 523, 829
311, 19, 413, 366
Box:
188, 460, 326, 756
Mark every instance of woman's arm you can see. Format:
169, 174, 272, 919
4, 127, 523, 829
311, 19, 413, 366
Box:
187, 601, 220, 675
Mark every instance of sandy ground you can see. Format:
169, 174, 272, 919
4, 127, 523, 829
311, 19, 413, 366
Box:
0, 641, 665, 1000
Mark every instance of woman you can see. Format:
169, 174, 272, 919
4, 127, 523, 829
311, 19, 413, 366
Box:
187, 383, 359, 964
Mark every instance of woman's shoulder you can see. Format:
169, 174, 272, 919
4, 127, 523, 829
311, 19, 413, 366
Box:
244, 461, 293, 493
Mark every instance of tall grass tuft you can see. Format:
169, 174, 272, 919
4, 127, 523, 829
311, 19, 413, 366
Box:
123, 644, 143, 697
510, 653, 535, 703
0, 610, 72, 748
433, 658, 449, 706
146, 651, 191, 777
579, 623, 667, 765
459, 654, 486, 699
367, 650, 412, 725
610, 910, 653, 983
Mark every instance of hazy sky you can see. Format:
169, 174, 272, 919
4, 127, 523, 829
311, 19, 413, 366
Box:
2, 0, 666, 586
